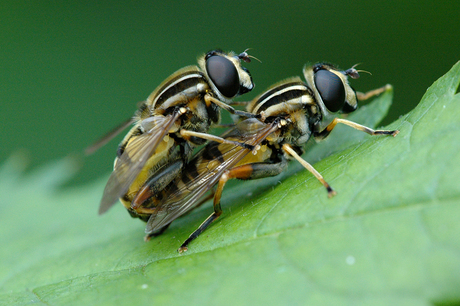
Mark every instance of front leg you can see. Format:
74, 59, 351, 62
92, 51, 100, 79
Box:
205, 94, 258, 119
356, 84, 393, 101
180, 129, 255, 151
282, 143, 336, 197
315, 117, 399, 140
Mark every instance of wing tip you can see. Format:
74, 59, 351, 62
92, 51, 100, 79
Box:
98, 197, 117, 215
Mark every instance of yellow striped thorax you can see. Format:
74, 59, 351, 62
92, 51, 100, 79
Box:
97, 50, 255, 215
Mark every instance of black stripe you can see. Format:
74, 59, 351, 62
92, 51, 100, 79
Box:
253, 82, 312, 114
117, 127, 142, 157
187, 161, 200, 179
206, 101, 220, 124
202, 144, 225, 164
182, 171, 192, 185
180, 159, 200, 185
166, 181, 179, 195
154, 72, 206, 109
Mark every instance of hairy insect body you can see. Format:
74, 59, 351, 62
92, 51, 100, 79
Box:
94, 50, 255, 216
137, 63, 398, 252
96, 59, 398, 252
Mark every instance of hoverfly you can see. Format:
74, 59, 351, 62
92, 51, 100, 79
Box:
128, 63, 399, 252
91, 50, 258, 216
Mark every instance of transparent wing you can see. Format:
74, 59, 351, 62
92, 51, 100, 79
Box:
99, 112, 180, 214
85, 117, 136, 155
146, 119, 280, 233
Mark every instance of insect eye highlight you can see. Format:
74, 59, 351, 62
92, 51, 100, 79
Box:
206, 55, 240, 98
314, 69, 346, 113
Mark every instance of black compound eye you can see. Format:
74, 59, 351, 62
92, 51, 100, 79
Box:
206, 55, 239, 98
314, 69, 346, 112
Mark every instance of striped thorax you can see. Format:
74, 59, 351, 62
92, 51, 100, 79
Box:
96, 50, 256, 215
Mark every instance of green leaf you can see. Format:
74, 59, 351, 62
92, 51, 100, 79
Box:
2, 61, 460, 305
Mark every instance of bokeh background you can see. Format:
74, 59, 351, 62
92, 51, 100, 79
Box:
2, 1, 459, 187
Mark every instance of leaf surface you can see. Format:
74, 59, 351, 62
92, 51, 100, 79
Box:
1, 62, 460, 305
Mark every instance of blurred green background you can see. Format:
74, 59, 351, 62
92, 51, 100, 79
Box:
1, 1, 459, 187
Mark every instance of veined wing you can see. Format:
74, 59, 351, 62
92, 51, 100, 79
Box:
99, 112, 180, 214
85, 117, 136, 155
145, 118, 281, 233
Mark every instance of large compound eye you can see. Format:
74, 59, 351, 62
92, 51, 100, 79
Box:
314, 69, 345, 112
206, 55, 239, 98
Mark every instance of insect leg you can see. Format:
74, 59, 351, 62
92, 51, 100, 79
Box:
228, 101, 250, 106
356, 84, 392, 101
282, 143, 336, 197
315, 115, 399, 140
242, 159, 289, 179
204, 94, 258, 119
178, 159, 288, 253
180, 129, 255, 151
321, 118, 399, 137
178, 171, 233, 253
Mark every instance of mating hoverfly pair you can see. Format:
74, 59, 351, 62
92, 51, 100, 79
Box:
89, 49, 398, 253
